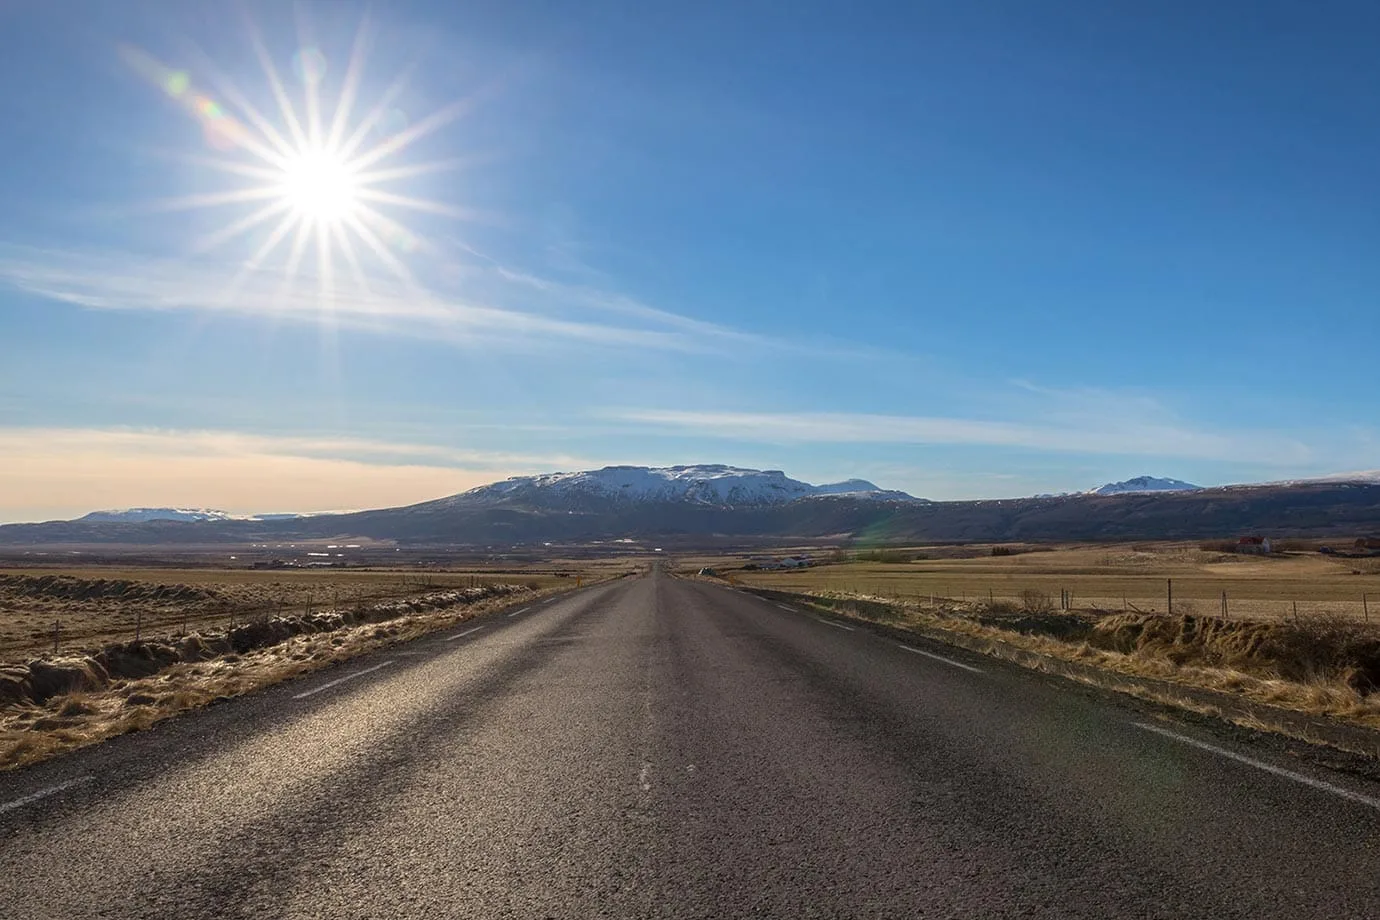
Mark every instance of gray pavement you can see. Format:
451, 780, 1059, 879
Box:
3, 569, 1380, 918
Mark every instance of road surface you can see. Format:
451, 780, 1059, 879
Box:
3, 569, 1380, 918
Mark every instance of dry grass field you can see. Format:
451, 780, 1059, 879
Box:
0, 559, 634, 664
681, 542, 1380, 623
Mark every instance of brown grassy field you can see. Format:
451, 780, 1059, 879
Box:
680, 542, 1380, 623
0, 560, 634, 664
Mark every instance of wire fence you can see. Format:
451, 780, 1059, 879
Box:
741, 577, 1378, 626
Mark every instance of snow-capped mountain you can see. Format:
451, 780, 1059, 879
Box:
1088, 476, 1202, 496
12, 466, 1380, 545
78, 508, 236, 524
447, 464, 921, 507
75, 508, 317, 524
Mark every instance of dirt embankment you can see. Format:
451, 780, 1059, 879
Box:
0, 583, 527, 709
0, 581, 549, 770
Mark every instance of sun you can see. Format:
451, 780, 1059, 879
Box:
278, 148, 359, 222
120, 20, 474, 300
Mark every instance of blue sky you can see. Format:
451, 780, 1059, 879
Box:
3, 0, 1379, 521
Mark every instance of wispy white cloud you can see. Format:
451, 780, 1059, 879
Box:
0, 246, 740, 354
451, 242, 885, 360
610, 400, 1318, 465
0, 427, 595, 523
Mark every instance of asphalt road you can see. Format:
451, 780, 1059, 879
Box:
4, 569, 1380, 918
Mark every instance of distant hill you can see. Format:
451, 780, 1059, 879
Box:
443, 464, 922, 509
1088, 476, 1201, 496
75, 508, 325, 525
78, 508, 235, 524
7, 466, 1380, 547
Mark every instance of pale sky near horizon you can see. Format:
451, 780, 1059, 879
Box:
3, 1, 1380, 522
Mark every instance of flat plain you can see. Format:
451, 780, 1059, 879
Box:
683, 542, 1380, 622
0, 559, 633, 664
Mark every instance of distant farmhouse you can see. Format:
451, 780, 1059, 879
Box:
1236, 536, 1272, 555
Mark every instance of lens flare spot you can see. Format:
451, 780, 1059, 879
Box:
165, 71, 190, 97
293, 47, 328, 85
376, 107, 409, 138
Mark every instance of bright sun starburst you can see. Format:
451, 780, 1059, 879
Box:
120, 17, 473, 302
279, 148, 359, 222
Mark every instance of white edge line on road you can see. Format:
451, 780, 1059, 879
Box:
898, 644, 984, 673
775, 604, 794, 611
445, 625, 485, 641
293, 661, 395, 700
813, 616, 855, 631
1134, 722, 1380, 811
507, 606, 532, 618
0, 775, 95, 816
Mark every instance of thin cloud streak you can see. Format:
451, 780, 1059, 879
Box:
0, 427, 597, 523
0, 247, 734, 354
612, 408, 1317, 465
0, 427, 591, 471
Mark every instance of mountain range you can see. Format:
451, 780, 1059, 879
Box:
5, 464, 1380, 547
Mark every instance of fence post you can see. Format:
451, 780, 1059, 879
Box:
1221, 590, 1228, 619
1167, 579, 1173, 615
1365, 594, 1370, 624
135, 609, 142, 643
52, 620, 59, 657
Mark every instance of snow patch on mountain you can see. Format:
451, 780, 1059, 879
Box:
78, 508, 235, 524
1088, 476, 1202, 496
1260, 470, 1380, 487
75, 508, 321, 523
453, 464, 921, 506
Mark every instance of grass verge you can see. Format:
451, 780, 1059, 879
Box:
746, 585, 1380, 759
0, 578, 611, 771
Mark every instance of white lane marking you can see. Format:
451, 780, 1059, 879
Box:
0, 775, 95, 815
775, 603, 794, 611
639, 762, 652, 792
813, 616, 855, 631
293, 661, 395, 700
445, 625, 485, 641
507, 606, 532, 618
898, 644, 984, 673
1134, 722, 1380, 811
